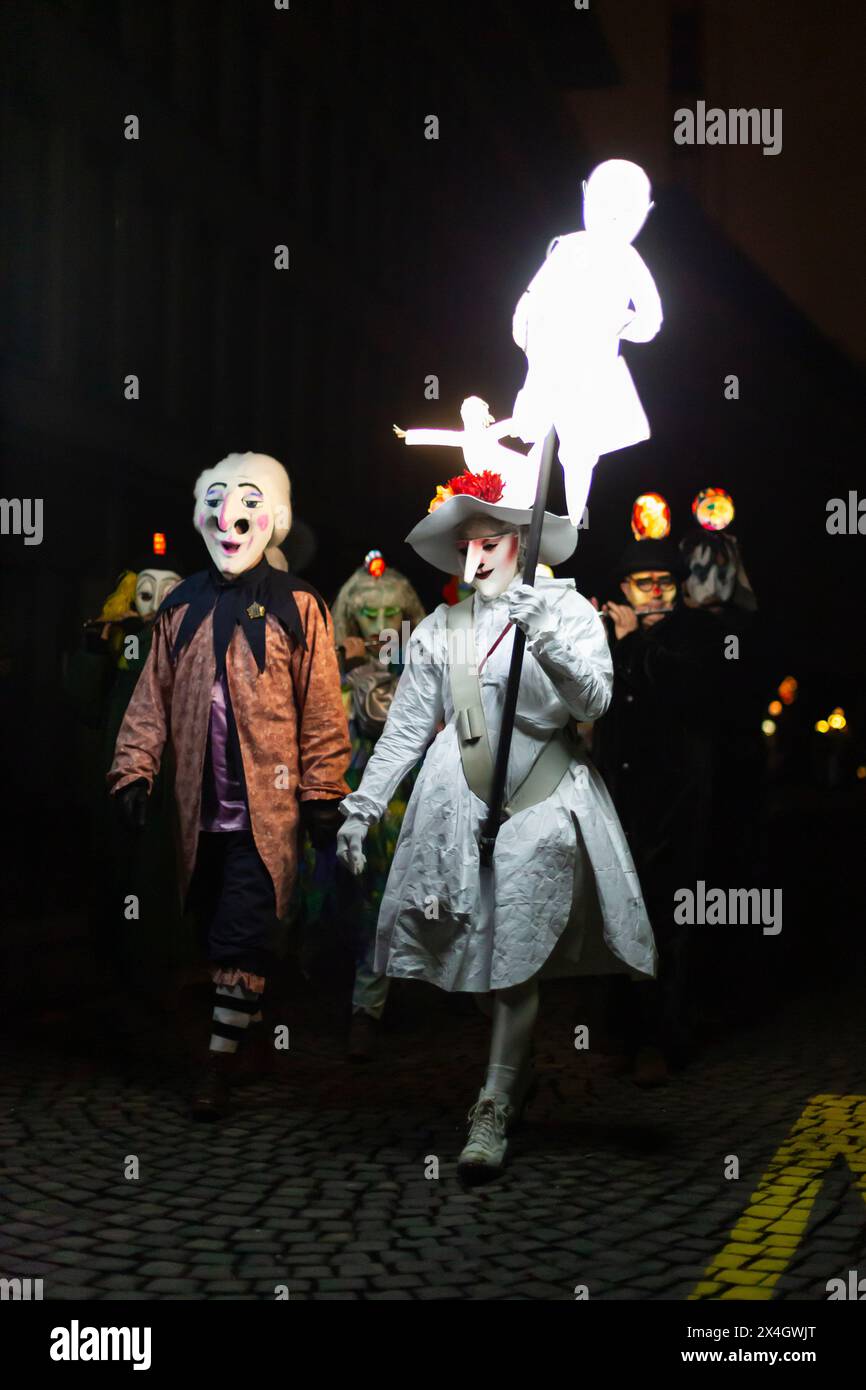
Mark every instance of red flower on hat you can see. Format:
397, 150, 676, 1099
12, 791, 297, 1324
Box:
445, 469, 504, 503
427, 469, 505, 514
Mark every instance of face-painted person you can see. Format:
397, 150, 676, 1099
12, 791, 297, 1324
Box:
337, 467, 656, 1181
108, 452, 351, 1119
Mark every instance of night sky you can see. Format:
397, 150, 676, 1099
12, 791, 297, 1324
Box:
1, 0, 864, 887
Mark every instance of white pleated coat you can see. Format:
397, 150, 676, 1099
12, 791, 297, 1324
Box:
340, 576, 656, 992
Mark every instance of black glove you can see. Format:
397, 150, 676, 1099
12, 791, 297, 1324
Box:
83, 624, 111, 655
115, 779, 149, 832
301, 799, 344, 850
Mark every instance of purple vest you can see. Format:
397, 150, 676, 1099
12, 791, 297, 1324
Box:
200, 672, 250, 832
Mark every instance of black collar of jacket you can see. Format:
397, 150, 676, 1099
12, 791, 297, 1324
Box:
158, 558, 328, 675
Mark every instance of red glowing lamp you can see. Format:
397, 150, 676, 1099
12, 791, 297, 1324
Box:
365, 549, 387, 578
778, 676, 798, 706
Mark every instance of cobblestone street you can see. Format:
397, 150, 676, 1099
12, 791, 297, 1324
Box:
3, 0, 866, 1335
2, 960, 865, 1302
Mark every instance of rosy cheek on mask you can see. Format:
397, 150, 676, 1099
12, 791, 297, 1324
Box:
485, 534, 518, 575
197, 512, 207, 530
471, 534, 520, 597
256, 513, 271, 532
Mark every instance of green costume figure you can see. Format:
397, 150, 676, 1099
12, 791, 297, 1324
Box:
304, 551, 426, 1058
66, 565, 188, 990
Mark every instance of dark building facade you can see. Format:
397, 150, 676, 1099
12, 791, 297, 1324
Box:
1, 1, 863, 918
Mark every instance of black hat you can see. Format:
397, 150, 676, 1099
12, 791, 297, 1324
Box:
613, 536, 687, 584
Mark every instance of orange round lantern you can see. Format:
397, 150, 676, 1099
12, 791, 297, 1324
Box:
631, 493, 671, 540
692, 488, 734, 532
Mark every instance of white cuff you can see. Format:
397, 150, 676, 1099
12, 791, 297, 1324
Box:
339, 793, 382, 828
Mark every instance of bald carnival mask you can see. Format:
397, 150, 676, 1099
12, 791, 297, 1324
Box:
193, 452, 292, 578
134, 569, 182, 620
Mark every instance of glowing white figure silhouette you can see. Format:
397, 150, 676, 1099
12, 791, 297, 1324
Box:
511, 159, 663, 525
394, 396, 537, 508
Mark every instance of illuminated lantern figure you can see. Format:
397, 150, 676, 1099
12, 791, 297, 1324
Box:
394, 395, 537, 508
511, 159, 663, 526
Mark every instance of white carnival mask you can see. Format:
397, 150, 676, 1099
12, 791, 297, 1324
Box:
456, 528, 520, 600
193, 452, 292, 578
684, 543, 737, 607
135, 569, 181, 619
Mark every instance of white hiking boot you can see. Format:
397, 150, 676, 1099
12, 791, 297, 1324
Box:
458, 1091, 511, 1179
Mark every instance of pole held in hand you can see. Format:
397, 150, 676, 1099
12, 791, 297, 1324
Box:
479, 425, 558, 867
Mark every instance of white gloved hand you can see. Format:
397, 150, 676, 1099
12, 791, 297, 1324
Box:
336, 816, 369, 876
506, 583, 559, 641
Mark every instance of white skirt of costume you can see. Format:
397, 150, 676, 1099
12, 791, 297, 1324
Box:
340, 578, 656, 993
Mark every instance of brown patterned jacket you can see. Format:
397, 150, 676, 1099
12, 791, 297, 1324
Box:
108, 593, 350, 917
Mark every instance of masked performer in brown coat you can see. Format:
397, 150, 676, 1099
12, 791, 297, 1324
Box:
108, 453, 350, 1117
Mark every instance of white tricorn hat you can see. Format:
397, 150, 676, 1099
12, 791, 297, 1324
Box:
405, 470, 577, 576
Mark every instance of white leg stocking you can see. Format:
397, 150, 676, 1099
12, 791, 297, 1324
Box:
483, 977, 539, 1103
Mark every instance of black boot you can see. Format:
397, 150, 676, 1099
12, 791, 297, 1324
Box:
191, 1050, 234, 1120
347, 1010, 382, 1061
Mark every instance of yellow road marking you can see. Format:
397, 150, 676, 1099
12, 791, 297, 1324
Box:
689, 1094, 866, 1300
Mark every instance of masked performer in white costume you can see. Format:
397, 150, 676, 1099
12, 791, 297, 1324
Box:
338, 466, 655, 1179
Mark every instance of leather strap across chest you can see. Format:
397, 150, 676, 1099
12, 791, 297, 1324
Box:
445, 595, 574, 818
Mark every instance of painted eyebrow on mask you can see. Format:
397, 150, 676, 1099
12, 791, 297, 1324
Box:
205, 481, 264, 498
456, 535, 509, 548
205, 481, 263, 490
